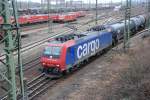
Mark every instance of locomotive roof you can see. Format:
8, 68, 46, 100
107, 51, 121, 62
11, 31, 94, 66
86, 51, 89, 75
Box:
46, 31, 111, 48
48, 33, 87, 45
87, 25, 106, 31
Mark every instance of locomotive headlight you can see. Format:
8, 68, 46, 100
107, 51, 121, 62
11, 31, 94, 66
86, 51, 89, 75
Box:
56, 65, 60, 67
42, 63, 46, 65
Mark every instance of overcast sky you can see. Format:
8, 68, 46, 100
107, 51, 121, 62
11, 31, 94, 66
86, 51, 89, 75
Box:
19, 0, 146, 5
20, 0, 124, 3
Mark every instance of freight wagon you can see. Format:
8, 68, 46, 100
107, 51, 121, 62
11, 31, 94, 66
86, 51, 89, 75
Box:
88, 14, 147, 43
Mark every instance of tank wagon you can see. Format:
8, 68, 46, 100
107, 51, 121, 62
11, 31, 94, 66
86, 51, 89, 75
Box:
41, 32, 112, 74
131, 15, 146, 31
88, 14, 147, 43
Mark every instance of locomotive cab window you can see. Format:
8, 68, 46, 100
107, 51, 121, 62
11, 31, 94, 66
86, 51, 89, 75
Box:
43, 46, 62, 59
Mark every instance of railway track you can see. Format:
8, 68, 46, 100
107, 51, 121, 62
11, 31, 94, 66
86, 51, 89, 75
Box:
0, 11, 146, 72
0, 9, 122, 54
18, 72, 61, 100
0, 28, 149, 100
20, 16, 116, 99
0, 12, 115, 61
25, 27, 150, 99
0, 15, 108, 99
20, 56, 41, 72
27, 73, 49, 100
20, 12, 95, 32
20, 23, 57, 32
0, 14, 102, 76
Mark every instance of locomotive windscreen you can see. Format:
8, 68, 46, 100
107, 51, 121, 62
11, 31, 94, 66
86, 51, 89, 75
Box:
43, 46, 61, 59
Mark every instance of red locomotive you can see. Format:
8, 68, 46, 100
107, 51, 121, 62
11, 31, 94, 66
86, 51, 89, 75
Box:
0, 11, 86, 25
0, 11, 86, 40
0, 14, 49, 25
27, 14, 49, 24
77, 11, 86, 17
68, 11, 86, 18
51, 14, 77, 23
17, 16, 28, 24
40, 32, 112, 75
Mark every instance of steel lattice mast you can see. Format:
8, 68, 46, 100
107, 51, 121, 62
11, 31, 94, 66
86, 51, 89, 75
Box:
124, 0, 131, 50
95, 0, 98, 25
0, 0, 25, 100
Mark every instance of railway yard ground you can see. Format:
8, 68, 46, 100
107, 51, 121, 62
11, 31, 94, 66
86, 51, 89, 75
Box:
0, 4, 150, 100
35, 30, 150, 100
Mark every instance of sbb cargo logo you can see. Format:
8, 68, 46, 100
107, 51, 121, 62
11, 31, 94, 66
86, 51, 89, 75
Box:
77, 38, 100, 59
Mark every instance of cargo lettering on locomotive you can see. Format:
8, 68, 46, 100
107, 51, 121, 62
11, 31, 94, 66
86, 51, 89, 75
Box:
77, 38, 100, 59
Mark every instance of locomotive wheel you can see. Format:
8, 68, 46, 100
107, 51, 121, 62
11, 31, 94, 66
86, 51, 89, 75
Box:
112, 39, 115, 46
96, 52, 102, 57
42, 68, 48, 73
62, 70, 67, 75
67, 67, 73, 74
52, 67, 60, 75
85, 58, 89, 63
112, 36, 118, 46
42, 68, 54, 74
131, 29, 136, 35
76, 63, 80, 68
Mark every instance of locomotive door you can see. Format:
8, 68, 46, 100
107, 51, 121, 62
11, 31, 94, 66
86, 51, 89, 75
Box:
66, 47, 75, 65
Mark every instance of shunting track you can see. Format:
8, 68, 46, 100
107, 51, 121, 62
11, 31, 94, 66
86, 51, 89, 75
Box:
27, 73, 51, 100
